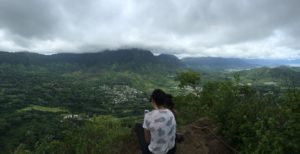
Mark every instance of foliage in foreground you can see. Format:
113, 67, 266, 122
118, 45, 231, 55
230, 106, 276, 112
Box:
13, 116, 131, 154
175, 76, 300, 153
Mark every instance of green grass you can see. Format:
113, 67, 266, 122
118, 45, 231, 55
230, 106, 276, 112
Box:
17, 105, 69, 113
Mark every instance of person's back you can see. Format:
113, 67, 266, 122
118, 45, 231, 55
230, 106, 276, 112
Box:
135, 89, 176, 154
143, 108, 176, 154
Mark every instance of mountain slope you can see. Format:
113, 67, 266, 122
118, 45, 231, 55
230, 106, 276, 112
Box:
182, 57, 300, 71
182, 57, 257, 71
0, 49, 184, 72
237, 66, 300, 86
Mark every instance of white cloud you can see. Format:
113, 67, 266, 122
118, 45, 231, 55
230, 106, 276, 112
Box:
0, 29, 25, 51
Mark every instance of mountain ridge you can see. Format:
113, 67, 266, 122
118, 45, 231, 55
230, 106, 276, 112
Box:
1, 49, 300, 72
0, 49, 183, 72
182, 57, 300, 71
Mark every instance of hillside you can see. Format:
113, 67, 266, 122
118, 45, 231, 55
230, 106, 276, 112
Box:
0, 49, 183, 73
182, 57, 300, 72
237, 66, 300, 86
182, 57, 256, 71
2, 50, 300, 73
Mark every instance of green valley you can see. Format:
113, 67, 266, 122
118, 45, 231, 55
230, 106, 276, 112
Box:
0, 49, 299, 154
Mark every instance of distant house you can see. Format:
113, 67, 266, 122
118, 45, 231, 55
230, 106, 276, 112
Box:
263, 82, 278, 86
263, 91, 274, 96
63, 114, 82, 120
180, 86, 203, 96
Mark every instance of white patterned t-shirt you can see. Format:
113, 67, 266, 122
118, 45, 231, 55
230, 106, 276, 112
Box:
143, 109, 176, 154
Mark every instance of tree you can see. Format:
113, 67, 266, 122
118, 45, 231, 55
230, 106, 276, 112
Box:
175, 70, 201, 89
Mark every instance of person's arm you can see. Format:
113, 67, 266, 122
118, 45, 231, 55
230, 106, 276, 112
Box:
144, 128, 151, 144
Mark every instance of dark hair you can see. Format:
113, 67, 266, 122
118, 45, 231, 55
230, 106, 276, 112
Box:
164, 93, 174, 110
150, 89, 166, 106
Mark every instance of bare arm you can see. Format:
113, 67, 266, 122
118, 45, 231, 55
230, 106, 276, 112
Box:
144, 128, 151, 144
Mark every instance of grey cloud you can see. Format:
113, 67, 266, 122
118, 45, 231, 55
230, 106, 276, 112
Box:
0, 0, 62, 39
0, 0, 299, 58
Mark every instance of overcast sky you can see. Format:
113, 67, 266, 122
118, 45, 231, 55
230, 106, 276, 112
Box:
0, 0, 300, 59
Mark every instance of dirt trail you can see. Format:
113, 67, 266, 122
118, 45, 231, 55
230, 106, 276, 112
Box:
121, 117, 233, 154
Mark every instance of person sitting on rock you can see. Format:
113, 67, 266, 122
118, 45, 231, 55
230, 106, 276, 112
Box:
135, 89, 177, 154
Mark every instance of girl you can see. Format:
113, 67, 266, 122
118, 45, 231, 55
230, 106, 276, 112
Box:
135, 89, 176, 154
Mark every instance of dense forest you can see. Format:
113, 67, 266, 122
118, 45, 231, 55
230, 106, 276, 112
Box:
0, 49, 299, 153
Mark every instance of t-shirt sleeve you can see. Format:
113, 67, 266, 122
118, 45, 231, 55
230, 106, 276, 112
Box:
143, 113, 150, 129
